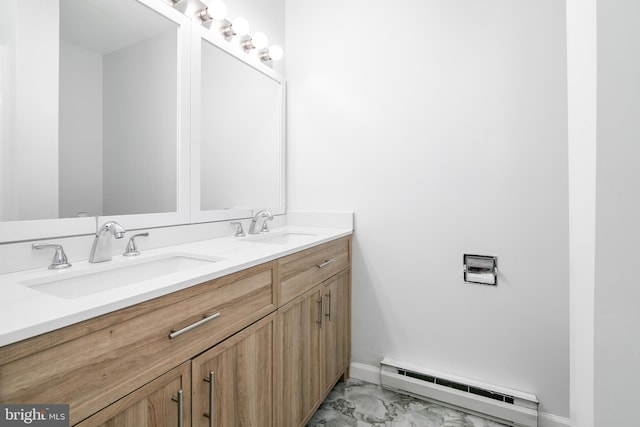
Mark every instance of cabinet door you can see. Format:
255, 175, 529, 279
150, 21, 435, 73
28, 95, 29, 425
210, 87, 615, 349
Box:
75, 362, 191, 427
192, 313, 275, 427
321, 269, 351, 395
277, 288, 323, 427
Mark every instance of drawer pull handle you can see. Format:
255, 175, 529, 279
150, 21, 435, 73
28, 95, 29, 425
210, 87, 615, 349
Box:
169, 312, 221, 339
316, 297, 324, 329
203, 371, 215, 427
171, 390, 184, 427
317, 259, 335, 269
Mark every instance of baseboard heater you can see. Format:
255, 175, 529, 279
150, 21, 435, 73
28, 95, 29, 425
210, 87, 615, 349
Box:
380, 358, 538, 427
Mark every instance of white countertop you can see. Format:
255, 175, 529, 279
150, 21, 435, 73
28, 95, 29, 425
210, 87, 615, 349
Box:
0, 226, 352, 347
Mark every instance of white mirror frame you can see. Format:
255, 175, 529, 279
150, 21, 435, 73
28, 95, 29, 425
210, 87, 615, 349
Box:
189, 22, 286, 224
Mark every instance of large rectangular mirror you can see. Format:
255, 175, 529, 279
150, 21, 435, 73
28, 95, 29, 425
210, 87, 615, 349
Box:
0, 0, 191, 240
59, 0, 179, 218
0, 0, 285, 243
191, 27, 285, 223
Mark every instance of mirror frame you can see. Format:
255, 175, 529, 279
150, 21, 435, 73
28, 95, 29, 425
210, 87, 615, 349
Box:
189, 23, 286, 224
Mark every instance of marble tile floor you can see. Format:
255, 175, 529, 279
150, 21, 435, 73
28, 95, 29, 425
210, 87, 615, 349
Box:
306, 379, 509, 427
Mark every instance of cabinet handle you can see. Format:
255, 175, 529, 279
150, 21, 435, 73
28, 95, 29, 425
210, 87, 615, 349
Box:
317, 259, 335, 269
203, 371, 215, 427
325, 290, 332, 321
168, 312, 221, 339
171, 390, 183, 427
316, 297, 324, 329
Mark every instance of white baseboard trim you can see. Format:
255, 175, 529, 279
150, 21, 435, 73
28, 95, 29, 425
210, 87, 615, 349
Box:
350, 362, 381, 385
539, 412, 570, 427
349, 362, 570, 427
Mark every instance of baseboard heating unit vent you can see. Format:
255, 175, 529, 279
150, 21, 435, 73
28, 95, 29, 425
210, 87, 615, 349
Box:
380, 358, 538, 427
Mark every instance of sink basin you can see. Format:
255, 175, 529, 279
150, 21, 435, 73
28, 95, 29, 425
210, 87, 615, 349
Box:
244, 231, 317, 245
20, 254, 219, 299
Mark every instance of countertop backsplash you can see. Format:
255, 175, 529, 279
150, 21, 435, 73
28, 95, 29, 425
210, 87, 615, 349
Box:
0, 211, 353, 275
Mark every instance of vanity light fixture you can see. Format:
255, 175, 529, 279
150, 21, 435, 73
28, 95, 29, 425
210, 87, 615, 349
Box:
242, 32, 268, 52
259, 45, 284, 62
199, 0, 227, 24
221, 16, 250, 39
171, 0, 189, 13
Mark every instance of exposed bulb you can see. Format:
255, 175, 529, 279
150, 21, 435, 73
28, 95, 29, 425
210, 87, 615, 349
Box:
232, 17, 250, 36
207, 0, 227, 20
252, 32, 268, 50
269, 45, 283, 61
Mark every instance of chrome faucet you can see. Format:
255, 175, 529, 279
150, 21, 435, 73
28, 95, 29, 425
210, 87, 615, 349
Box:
248, 210, 273, 234
89, 221, 126, 263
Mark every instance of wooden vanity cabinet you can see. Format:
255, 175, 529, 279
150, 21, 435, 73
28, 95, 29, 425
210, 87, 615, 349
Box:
276, 237, 352, 427
191, 313, 275, 427
0, 261, 277, 426
321, 269, 351, 395
278, 288, 323, 425
75, 362, 191, 427
0, 235, 351, 427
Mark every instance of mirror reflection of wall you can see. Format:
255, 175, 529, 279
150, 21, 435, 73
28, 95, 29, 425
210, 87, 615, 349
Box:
0, 0, 59, 221
0, 0, 286, 239
0, 0, 179, 221
60, 0, 178, 218
200, 40, 281, 212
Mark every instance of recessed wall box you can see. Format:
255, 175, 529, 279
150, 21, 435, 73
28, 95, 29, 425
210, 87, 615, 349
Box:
463, 254, 498, 285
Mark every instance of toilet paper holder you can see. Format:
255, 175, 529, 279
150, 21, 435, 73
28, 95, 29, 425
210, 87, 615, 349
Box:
463, 254, 498, 285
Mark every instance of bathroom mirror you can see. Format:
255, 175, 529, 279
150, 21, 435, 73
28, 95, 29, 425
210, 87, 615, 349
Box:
191, 29, 285, 223
0, 0, 191, 240
59, 0, 180, 218
0, 0, 285, 243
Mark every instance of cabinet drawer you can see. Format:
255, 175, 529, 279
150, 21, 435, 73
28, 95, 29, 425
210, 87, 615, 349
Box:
0, 262, 276, 426
278, 237, 350, 306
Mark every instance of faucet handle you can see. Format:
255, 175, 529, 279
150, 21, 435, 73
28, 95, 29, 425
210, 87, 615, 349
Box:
32, 244, 72, 270
230, 222, 246, 237
260, 217, 272, 233
123, 233, 149, 257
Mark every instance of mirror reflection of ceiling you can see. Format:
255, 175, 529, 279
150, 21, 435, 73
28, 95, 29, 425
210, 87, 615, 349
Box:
60, 0, 175, 54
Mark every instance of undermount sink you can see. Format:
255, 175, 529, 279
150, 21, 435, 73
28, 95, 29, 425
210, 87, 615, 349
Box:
244, 231, 317, 245
20, 254, 219, 299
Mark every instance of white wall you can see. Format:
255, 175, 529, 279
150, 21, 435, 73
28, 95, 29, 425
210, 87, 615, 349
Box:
103, 31, 177, 216
286, 0, 569, 418
0, 0, 17, 221
4, 0, 59, 221
594, 0, 640, 424
59, 41, 103, 218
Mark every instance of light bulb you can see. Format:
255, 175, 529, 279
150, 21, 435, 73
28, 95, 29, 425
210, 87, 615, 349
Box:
232, 17, 250, 36
207, 0, 227, 20
269, 45, 283, 61
252, 32, 268, 50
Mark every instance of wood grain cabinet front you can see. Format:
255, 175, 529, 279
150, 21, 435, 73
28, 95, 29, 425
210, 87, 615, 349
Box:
191, 313, 275, 427
278, 237, 350, 306
0, 261, 276, 425
276, 236, 352, 427
74, 362, 191, 427
321, 269, 351, 396
0, 235, 352, 427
